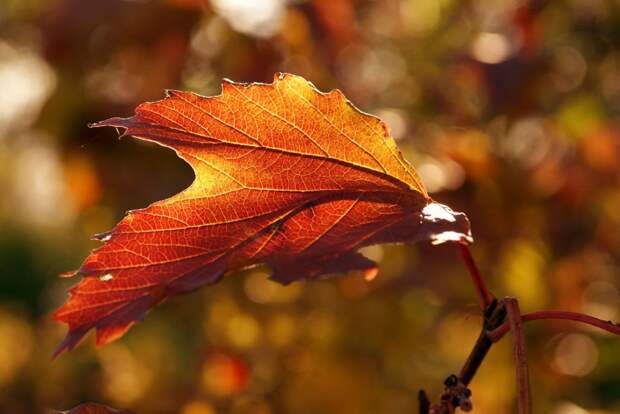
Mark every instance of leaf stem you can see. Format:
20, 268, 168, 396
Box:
488, 310, 620, 342
457, 243, 495, 311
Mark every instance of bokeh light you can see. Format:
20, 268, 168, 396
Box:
553, 333, 599, 377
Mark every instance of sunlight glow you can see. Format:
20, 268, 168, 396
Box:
99, 344, 153, 404
552, 401, 589, 414
211, 0, 285, 38
422, 202, 457, 223
0, 41, 56, 137
553, 333, 599, 377
421, 202, 473, 244
472, 32, 512, 64
417, 156, 465, 193
12, 134, 76, 227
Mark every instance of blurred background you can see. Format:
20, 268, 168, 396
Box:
0, 0, 619, 413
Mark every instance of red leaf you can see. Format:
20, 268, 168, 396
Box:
54, 73, 472, 355
52, 403, 133, 414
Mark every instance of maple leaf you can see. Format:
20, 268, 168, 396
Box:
53, 73, 472, 356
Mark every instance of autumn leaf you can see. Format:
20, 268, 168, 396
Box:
53, 73, 472, 356
51, 402, 133, 414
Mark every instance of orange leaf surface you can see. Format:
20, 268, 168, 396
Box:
54, 73, 472, 356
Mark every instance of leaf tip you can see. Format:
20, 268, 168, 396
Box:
89, 117, 133, 140
274, 72, 287, 81
419, 202, 474, 246
59, 270, 78, 279
51, 326, 89, 359
89, 117, 122, 128
91, 230, 112, 242
164, 89, 183, 98
221, 78, 237, 91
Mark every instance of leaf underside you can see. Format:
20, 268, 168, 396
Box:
54, 402, 133, 414
53, 73, 472, 356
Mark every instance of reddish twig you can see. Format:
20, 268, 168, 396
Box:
420, 243, 620, 413
488, 310, 620, 342
417, 300, 505, 413
505, 298, 532, 414
458, 299, 504, 386
457, 243, 495, 311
